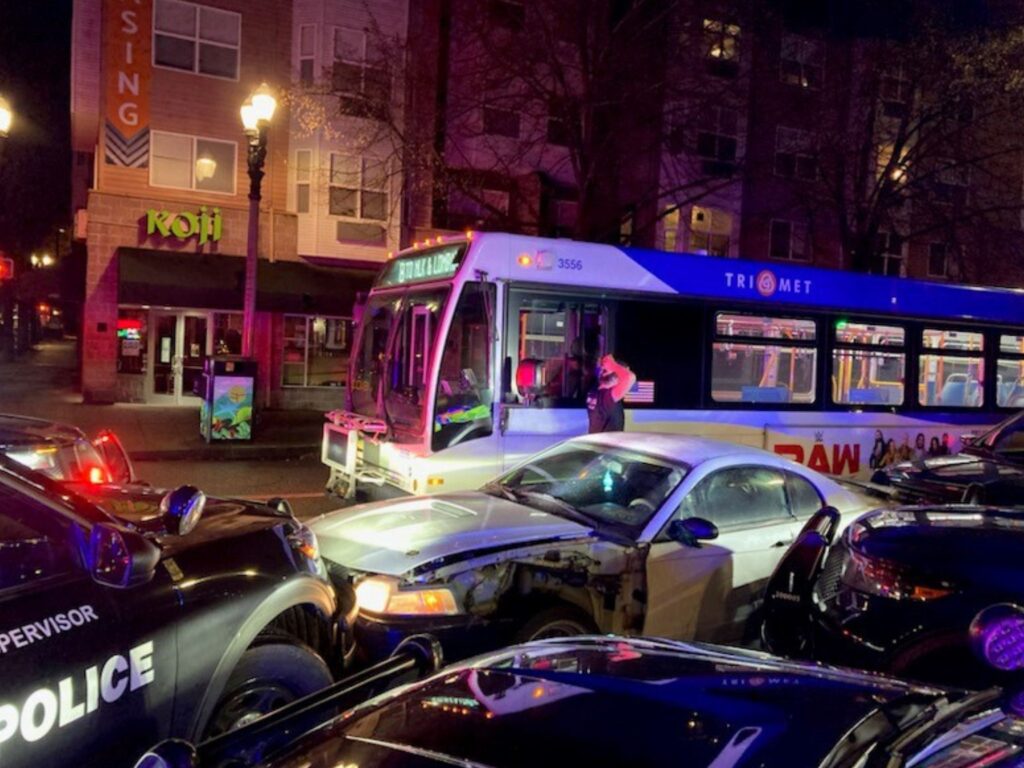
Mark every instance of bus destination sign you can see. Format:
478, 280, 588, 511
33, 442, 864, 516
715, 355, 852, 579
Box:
377, 245, 466, 288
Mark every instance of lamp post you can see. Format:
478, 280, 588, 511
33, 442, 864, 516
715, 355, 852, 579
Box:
239, 83, 277, 358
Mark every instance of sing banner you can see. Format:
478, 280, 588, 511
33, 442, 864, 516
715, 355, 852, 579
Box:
103, 0, 152, 167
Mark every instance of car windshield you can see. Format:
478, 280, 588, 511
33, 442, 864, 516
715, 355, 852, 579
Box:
487, 441, 687, 538
4, 440, 109, 483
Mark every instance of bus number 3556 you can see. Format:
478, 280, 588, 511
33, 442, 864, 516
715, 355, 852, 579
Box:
557, 258, 583, 271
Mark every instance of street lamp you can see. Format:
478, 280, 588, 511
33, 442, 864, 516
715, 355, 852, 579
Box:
239, 82, 276, 357
0, 94, 11, 139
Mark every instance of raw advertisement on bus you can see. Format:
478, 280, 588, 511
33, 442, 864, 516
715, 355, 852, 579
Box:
323, 232, 1024, 500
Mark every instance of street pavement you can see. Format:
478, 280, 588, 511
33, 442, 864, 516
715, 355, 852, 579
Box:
0, 338, 344, 520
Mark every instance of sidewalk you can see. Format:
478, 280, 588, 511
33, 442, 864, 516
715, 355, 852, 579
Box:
0, 340, 325, 461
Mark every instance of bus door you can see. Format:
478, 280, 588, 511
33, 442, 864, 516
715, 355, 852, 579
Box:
501, 293, 608, 470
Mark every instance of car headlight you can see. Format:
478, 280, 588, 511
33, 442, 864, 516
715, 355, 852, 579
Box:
355, 576, 460, 616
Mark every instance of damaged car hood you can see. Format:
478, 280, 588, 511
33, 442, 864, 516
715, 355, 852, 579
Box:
311, 492, 592, 576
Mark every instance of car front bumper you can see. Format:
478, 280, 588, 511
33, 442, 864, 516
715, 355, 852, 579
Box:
354, 612, 511, 665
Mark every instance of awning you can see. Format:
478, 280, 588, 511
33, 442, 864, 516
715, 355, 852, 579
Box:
117, 248, 376, 315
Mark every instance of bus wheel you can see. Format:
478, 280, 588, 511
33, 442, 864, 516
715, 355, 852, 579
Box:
514, 605, 598, 643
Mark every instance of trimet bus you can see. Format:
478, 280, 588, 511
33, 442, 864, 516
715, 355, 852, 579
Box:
322, 232, 1024, 499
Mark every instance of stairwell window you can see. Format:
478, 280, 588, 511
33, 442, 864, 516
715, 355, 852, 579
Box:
333, 27, 390, 120
330, 154, 387, 244
150, 130, 236, 194
154, 0, 240, 80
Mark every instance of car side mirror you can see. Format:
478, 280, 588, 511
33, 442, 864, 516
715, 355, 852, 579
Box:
960, 432, 978, 447
93, 429, 136, 485
267, 496, 294, 516
668, 517, 719, 548
160, 485, 206, 537
89, 522, 160, 588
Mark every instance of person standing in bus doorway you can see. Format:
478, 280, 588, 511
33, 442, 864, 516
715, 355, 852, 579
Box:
599, 354, 637, 403
587, 355, 636, 433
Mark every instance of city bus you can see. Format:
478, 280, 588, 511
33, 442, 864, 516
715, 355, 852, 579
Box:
322, 232, 1024, 499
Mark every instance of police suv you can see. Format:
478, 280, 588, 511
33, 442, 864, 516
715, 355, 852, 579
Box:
0, 455, 355, 768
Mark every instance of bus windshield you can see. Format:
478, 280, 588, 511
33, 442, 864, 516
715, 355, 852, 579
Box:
350, 287, 451, 439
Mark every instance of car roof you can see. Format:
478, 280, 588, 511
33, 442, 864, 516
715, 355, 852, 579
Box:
571, 431, 781, 467
0, 413, 83, 448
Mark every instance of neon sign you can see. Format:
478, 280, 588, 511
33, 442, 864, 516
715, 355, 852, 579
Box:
145, 207, 222, 245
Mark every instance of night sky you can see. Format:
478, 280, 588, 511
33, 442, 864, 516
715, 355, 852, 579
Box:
0, 0, 72, 259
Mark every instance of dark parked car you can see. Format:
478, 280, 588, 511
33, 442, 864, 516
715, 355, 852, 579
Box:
0, 413, 137, 486
764, 503, 1024, 687
872, 411, 1024, 505
0, 455, 355, 768
139, 634, 1024, 768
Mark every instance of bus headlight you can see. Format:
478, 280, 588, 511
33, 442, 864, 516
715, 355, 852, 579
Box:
355, 577, 460, 616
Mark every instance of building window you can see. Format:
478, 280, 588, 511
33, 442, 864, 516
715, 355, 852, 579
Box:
483, 106, 521, 138
872, 231, 905, 277
712, 313, 817, 404
282, 315, 352, 388
550, 198, 578, 237
330, 154, 387, 243
919, 328, 984, 407
333, 27, 390, 119
880, 65, 912, 118
780, 34, 823, 89
662, 207, 680, 252
547, 99, 571, 146
702, 18, 740, 77
488, 0, 525, 31
153, 0, 240, 80
933, 162, 969, 207
774, 127, 817, 180
298, 23, 316, 85
832, 321, 905, 406
696, 107, 738, 176
928, 242, 949, 278
150, 131, 236, 194
769, 219, 807, 261
689, 206, 731, 256
295, 150, 311, 214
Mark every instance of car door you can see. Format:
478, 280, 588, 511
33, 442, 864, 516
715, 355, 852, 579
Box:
642, 465, 799, 644
0, 484, 177, 767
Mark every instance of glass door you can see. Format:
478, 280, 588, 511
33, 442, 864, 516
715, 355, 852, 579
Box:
149, 311, 210, 404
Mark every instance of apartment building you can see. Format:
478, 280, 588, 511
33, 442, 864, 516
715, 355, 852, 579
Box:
70, 0, 372, 407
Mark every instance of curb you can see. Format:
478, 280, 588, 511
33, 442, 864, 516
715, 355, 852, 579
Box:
131, 444, 320, 462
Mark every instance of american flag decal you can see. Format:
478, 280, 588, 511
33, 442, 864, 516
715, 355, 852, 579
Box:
625, 380, 655, 404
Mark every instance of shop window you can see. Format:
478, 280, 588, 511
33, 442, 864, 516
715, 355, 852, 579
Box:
712, 313, 817, 404
295, 150, 311, 214
919, 328, 984, 407
298, 24, 316, 85
117, 310, 148, 375
702, 18, 740, 77
151, 131, 236, 194
769, 219, 807, 261
333, 27, 390, 120
696, 107, 738, 176
831, 321, 905, 406
154, 0, 240, 80
212, 312, 243, 355
282, 315, 352, 388
780, 34, 823, 89
999, 334, 1024, 408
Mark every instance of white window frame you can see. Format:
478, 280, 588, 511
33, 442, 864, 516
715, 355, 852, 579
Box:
149, 129, 237, 196
768, 218, 808, 261
295, 149, 312, 214
328, 153, 388, 222
298, 23, 317, 85
152, 0, 241, 81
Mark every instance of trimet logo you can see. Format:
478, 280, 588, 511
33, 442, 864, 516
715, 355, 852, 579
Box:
724, 270, 812, 297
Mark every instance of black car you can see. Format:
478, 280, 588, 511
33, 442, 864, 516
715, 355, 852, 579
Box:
0, 455, 356, 768
764, 504, 1024, 687
0, 413, 137, 486
872, 412, 1024, 505
139, 634, 1024, 768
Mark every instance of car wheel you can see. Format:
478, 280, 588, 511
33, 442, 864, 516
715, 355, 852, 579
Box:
205, 642, 333, 738
514, 605, 598, 643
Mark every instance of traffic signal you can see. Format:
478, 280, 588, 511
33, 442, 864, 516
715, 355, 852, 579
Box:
0, 256, 13, 281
